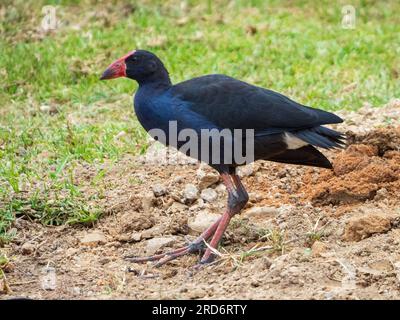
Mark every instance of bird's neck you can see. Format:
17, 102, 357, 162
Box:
137, 69, 172, 91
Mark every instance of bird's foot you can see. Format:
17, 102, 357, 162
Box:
124, 240, 206, 267
125, 217, 222, 267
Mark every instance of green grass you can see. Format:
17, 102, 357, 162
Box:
0, 0, 399, 243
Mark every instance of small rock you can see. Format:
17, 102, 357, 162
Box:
248, 192, 263, 202
172, 176, 183, 184
99, 257, 110, 265
21, 242, 35, 255
374, 188, 388, 201
183, 184, 198, 202
41, 266, 57, 291
105, 241, 122, 248
152, 184, 166, 197
141, 225, 167, 239
262, 257, 273, 269
281, 265, 301, 277
197, 170, 219, 189
114, 131, 127, 140
237, 163, 260, 178
368, 259, 393, 273
80, 231, 107, 246
189, 198, 205, 211
343, 212, 396, 242
39, 105, 51, 112
118, 211, 154, 233
311, 241, 328, 257
145, 237, 176, 255
244, 206, 279, 219
270, 254, 290, 271
176, 16, 189, 26
200, 188, 218, 202
116, 234, 130, 242
17, 147, 27, 156
39, 104, 58, 114
131, 232, 142, 242
215, 184, 226, 193
187, 288, 206, 299
65, 247, 78, 257
188, 212, 221, 233
72, 287, 81, 295
142, 192, 156, 212
168, 201, 188, 213
250, 257, 272, 271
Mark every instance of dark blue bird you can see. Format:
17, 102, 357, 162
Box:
100, 50, 345, 267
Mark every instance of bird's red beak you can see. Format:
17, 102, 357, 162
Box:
100, 50, 135, 80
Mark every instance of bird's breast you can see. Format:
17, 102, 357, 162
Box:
134, 92, 182, 147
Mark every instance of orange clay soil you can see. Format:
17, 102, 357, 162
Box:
250, 127, 400, 210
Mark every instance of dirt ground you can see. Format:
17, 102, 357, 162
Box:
1, 100, 400, 300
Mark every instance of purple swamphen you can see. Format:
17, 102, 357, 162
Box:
100, 50, 345, 267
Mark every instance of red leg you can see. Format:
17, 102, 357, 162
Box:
200, 210, 232, 263
200, 173, 249, 264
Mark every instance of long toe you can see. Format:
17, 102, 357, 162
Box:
153, 247, 192, 267
124, 245, 191, 264
125, 217, 223, 266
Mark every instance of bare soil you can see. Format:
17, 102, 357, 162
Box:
1, 100, 400, 300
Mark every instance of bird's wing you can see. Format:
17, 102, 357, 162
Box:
170, 75, 343, 133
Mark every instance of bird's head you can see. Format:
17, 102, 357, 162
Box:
100, 50, 170, 85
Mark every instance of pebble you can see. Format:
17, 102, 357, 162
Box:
197, 170, 220, 189
188, 212, 221, 233
39, 105, 51, 112
145, 237, 176, 255
41, 266, 57, 291
142, 192, 156, 212
131, 232, 142, 242
215, 184, 226, 193
200, 188, 218, 202
244, 206, 279, 219
183, 184, 198, 202
39, 104, 58, 114
65, 247, 78, 257
80, 231, 107, 246
343, 212, 396, 242
152, 184, 167, 197
311, 241, 328, 257
114, 131, 127, 140
72, 287, 81, 295
237, 163, 260, 178
21, 242, 35, 255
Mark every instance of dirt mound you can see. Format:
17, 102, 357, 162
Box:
307, 127, 400, 206
346, 127, 400, 155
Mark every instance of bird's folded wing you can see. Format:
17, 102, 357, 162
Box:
170, 75, 343, 133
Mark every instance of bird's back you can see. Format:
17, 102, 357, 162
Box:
171, 74, 343, 132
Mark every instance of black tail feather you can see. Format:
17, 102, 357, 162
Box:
292, 126, 346, 150
267, 145, 333, 169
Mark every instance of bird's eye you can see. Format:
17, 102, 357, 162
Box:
131, 56, 138, 62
